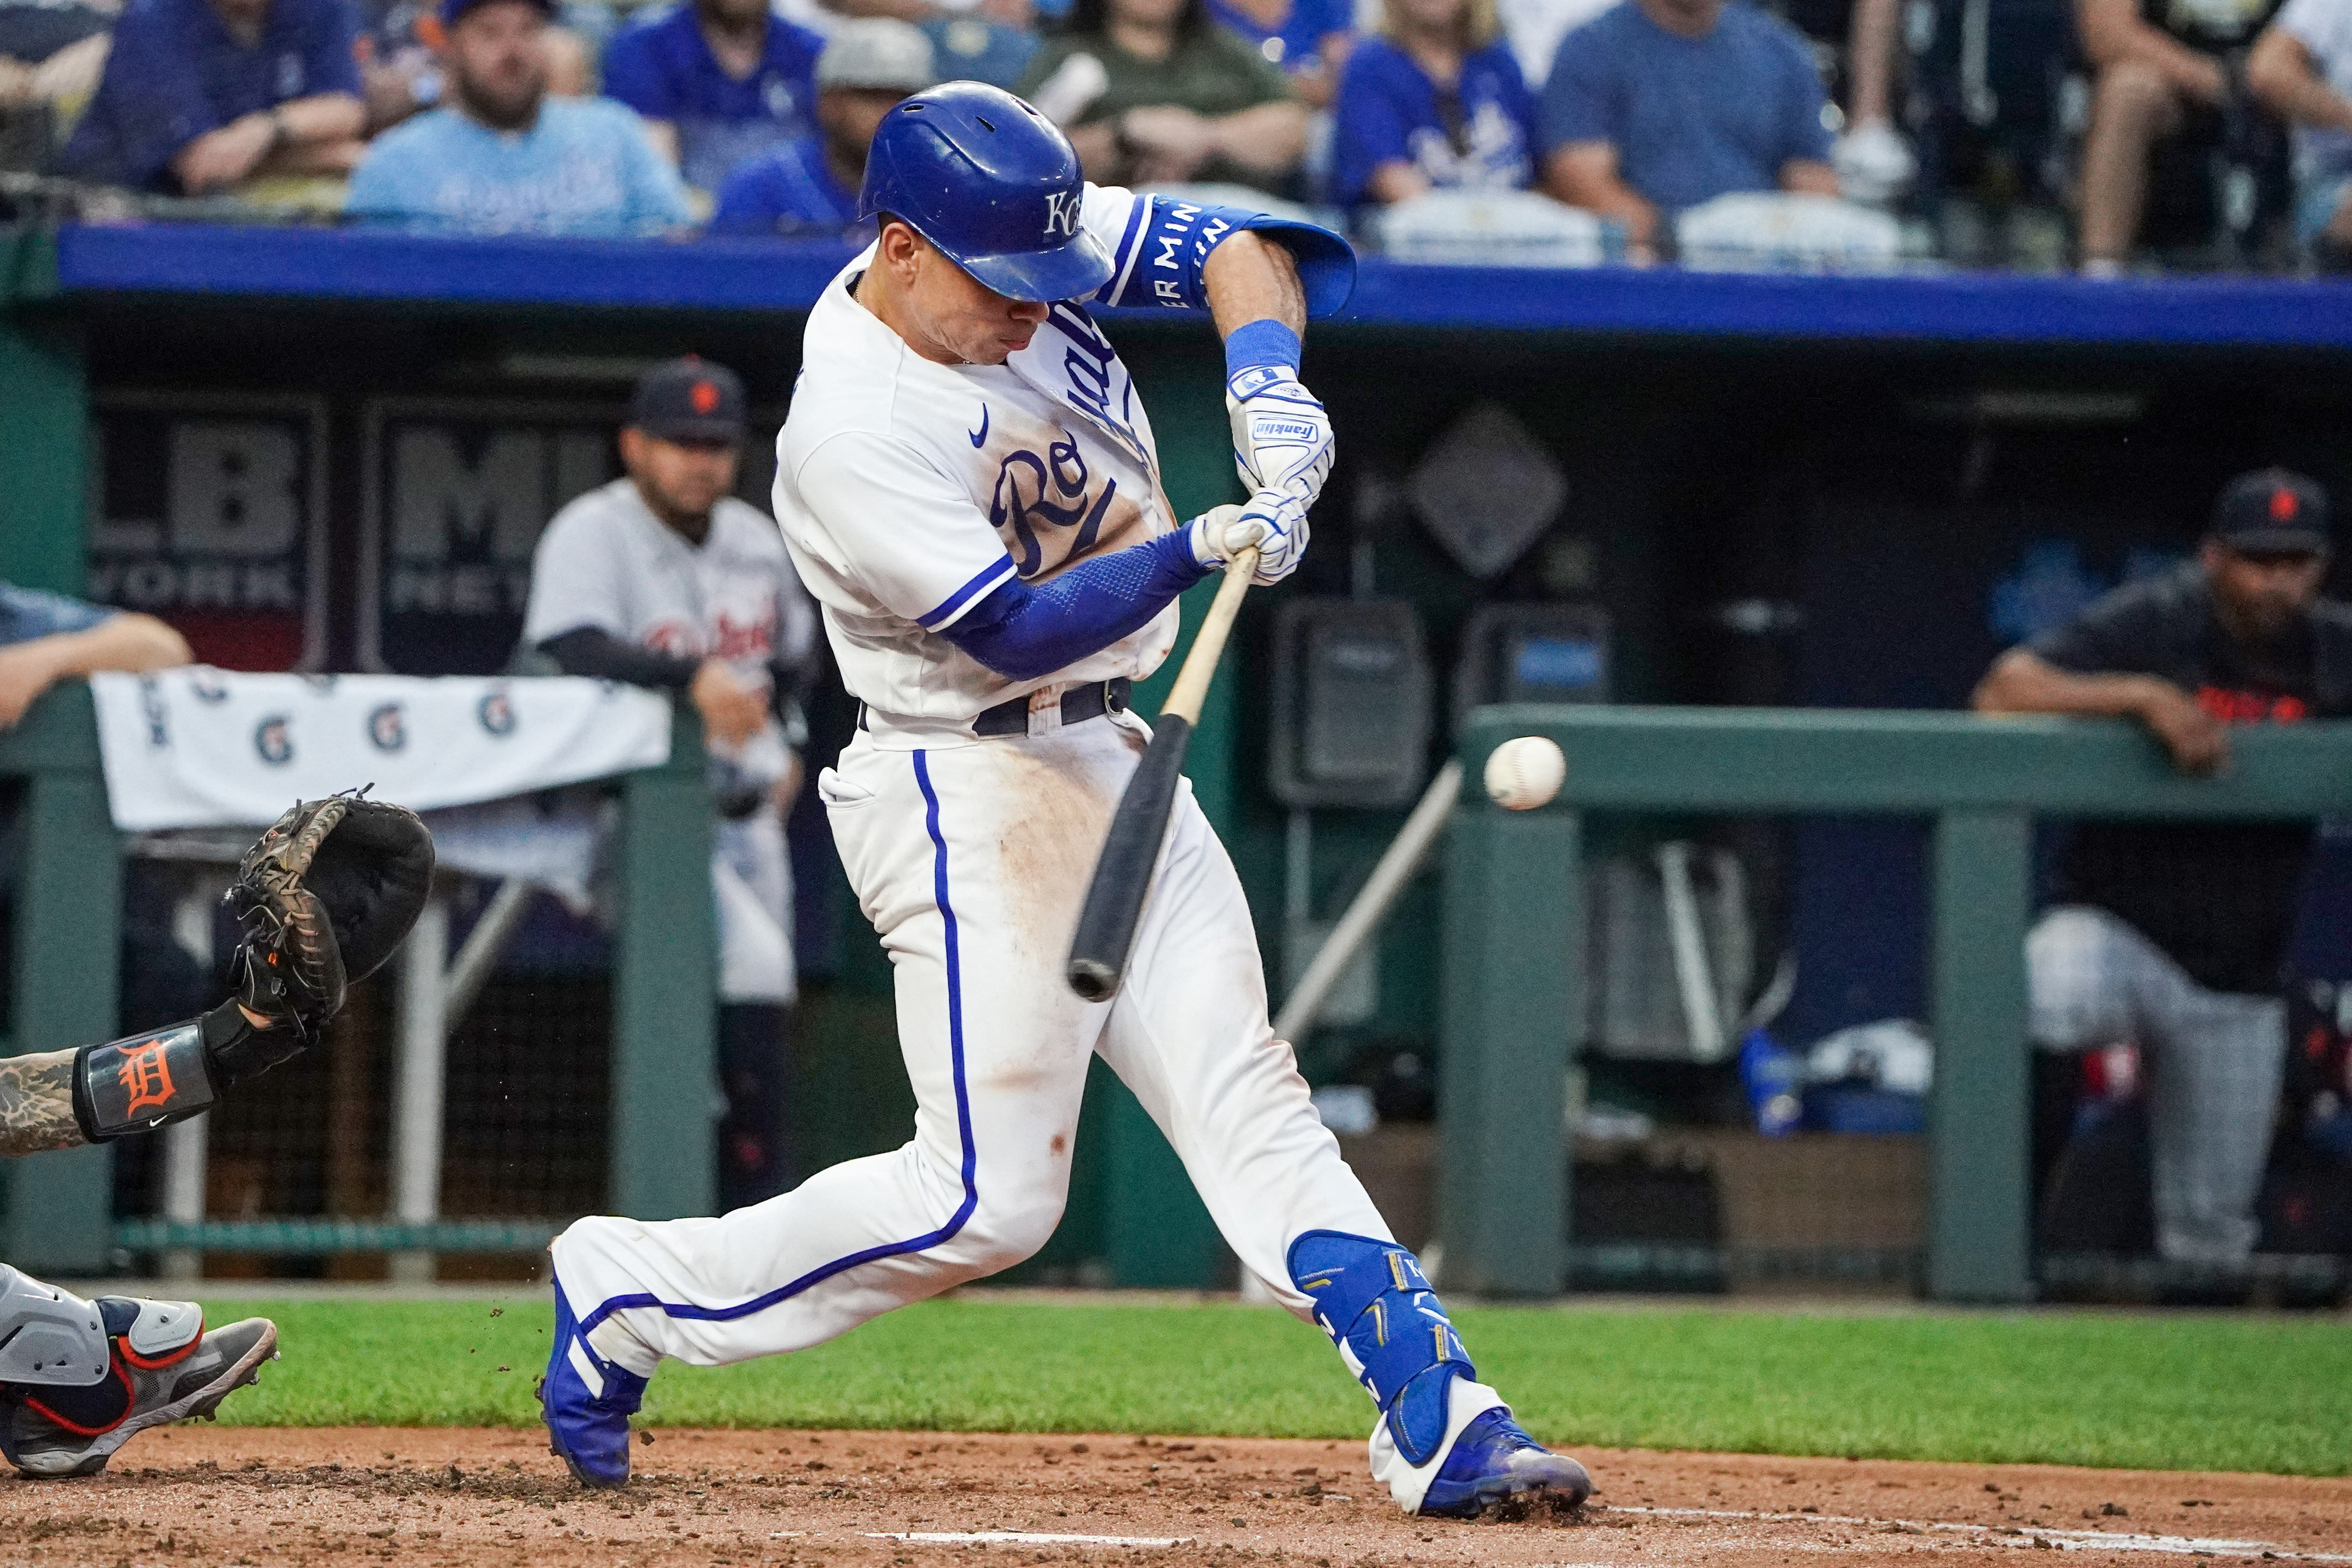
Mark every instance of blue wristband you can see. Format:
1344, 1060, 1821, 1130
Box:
1224, 319, 1301, 381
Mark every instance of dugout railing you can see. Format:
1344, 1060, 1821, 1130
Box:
0, 682, 716, 1274
1441, 705, 2352, 1304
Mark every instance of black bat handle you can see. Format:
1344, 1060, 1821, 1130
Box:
1065, 715, 1193, 1002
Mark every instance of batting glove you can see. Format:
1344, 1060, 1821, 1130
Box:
1188, 491, 1309, 586
1227, 366, 1335, 509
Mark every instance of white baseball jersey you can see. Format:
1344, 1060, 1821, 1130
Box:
773, 184, 1185, 724
525, 477, 818, 707
523, 476, 819, 1003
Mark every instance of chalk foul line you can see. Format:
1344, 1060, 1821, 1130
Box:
870, 1531, 1194, 1548
1604, 1504, 2352, 1560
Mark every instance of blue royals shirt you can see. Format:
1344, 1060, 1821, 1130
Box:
0, 584, 114, 647
1539, 0, 1831, 214
1330, 36, 1538, 211
709, 133, 865, 237
600, 1, 824, 193
57, 0, 362, 190
345, 96, 694, 235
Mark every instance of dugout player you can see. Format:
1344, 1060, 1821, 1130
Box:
520, 358, 819, 1212
540, 81, 1592, 1520
1974, 468, 2351, 1265
0, 793, 431, 1477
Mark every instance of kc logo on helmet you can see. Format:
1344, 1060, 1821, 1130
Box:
1043, 191, 1081, 239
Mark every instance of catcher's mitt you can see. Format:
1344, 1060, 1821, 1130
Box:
71, 792, 436, 1141
224, 792, 436, 1065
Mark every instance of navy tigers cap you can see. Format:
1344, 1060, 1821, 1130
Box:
629, 356, 747, 444
2212, 468, 2331, 554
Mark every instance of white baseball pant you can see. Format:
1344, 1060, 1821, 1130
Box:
555, 706, 1391, 1373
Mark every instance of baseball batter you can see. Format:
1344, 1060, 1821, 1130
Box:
544, 80, 1591, 1519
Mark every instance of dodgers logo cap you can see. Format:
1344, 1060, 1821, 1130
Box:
630, 356, 747, 444
2212, 468, 2330, 554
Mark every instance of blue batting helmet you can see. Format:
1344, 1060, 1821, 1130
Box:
858, 81, 1113, 304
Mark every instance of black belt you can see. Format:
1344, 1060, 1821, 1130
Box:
974, 678, 1131, 737
859, 678, 1132, 737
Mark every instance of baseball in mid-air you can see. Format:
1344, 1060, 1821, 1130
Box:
1484, 736, 1567, 811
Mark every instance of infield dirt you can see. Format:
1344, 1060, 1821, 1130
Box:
3, 1426, 2348, 1568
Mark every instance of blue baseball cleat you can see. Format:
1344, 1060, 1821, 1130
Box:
1418, 1408, 1593, 1519
539, 1278, 645, 1490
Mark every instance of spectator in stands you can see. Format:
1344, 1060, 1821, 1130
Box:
345, 0, 691, 234
521, 357, 819, 1211
53, 0, 365, 193
1016, 0, 1309, 195
1537, 0, 1837, 260
1973, 469, 2349, 1265
0, 583, 188, 727
1331, 0, 1538, 211
1786, 0, 1913, 205
1204, 0, 1352, 106
709, 18, 931, 235
2074, 0, 2283, 274
2249, 0, 2352, 266
352, 0, 592, 135
601, 0, 824, 196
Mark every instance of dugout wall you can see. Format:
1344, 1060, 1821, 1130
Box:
6, 222, 2352, 1291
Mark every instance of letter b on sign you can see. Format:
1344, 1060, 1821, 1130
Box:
167, 423, 301, 557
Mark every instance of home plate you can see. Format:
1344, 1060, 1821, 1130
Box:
869, 1532, 1192, 1548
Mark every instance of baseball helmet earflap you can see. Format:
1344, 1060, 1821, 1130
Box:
858, 80, 1115, 304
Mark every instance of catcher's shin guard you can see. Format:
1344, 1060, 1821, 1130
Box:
0, 1291, 276, 1478
540, 1275, 645, 1489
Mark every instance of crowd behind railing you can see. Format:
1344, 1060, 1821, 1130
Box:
2, 0, 2349, 272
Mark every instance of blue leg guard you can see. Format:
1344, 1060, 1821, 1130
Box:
1287, 1231, 1473, 1468
539, 1277, 647, 1489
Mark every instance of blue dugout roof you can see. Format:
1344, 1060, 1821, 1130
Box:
50, 220, 2352, 347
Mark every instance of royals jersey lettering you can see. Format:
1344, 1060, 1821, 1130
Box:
774, 185, 1208, 724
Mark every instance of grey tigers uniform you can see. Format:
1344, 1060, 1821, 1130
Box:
522, 476, 819, 1004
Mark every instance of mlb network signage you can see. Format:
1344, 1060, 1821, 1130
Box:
359, 400, 617, 675
87, 392, 330, 670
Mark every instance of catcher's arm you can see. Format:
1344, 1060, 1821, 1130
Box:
66, 793, 433, 1145
0, 1050, 80, 1157
0, 1002, 271, 1156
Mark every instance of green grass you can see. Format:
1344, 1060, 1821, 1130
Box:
196, 1295, 2352, 1477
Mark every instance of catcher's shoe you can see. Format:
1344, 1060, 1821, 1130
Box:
1, 1304, 277, 1479
1417, 1408, 1592, 1519
540, 1277, 643, 1489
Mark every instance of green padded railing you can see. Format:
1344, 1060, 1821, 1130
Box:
0, 684, 716, 1271
1440, 705, 2352, 1303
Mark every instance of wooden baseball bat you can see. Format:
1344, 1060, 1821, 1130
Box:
1065, 547, 1260, 1001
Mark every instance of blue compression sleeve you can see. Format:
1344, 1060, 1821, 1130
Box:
943, 530, 1211, 682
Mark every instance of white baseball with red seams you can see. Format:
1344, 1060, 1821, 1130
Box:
1483, 735, 1567, 811
548, 184, 1513, 1515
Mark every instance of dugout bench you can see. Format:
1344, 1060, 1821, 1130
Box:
1442, 705, 2352, 1303
0, 683, 717, 1273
